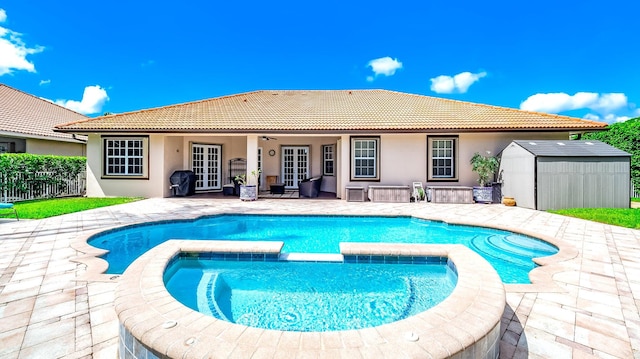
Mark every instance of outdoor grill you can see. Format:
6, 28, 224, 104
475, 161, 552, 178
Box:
169, 170, 196, 196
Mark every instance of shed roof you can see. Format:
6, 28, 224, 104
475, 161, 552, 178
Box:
0, 84, 87, 142
54, 90, 607, 134
512, 140, 630, 157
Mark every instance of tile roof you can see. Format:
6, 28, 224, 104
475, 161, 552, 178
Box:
0, 84, 88, 142
55, 90, 607, 133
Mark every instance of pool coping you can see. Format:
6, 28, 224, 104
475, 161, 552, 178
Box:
70, 213, 578, 294
115, 240, 505, 359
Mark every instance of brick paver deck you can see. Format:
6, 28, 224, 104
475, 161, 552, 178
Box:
1, 198, 639, 358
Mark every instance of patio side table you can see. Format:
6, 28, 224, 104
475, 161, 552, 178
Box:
270, 183, 286, 194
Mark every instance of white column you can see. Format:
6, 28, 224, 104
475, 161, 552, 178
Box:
246, 135, 259, 185
338, 135, 351, 199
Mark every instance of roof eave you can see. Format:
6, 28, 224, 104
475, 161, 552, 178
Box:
54, 126, 608, 134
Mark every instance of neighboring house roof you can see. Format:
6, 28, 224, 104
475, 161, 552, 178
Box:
55, 90, 607, 134
0, 84, 88, 143
512, 140, 630, 157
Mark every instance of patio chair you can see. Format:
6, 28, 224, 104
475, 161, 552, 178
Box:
0, 202, 19, 221
298, 176, 323, 198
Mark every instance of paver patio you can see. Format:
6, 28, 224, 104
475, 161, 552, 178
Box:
0, 198, 639, 358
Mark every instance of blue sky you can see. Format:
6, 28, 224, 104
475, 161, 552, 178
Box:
1, 0, 639, 123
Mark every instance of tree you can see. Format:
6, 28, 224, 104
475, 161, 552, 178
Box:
583, 117, 640, 195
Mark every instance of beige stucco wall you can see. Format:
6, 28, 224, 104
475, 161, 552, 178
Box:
26, 138, 86, 156
86, 134, 166, 198
335, 132, 572, 198
163, 136, 184, 197
85, 131, 573, 199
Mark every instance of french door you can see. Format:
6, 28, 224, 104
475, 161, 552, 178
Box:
192, 144, 222, 191
281, 146, 309, 188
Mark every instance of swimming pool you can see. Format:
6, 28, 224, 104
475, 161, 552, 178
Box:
90, 214, 557, 283
164, 255, 457, 331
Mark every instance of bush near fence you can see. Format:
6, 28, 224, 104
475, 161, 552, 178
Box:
0, 153, 86, 203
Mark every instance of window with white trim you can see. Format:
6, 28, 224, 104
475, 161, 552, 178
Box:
351, 137, 379, 180
428, 136, 458, 180
103, 136, 149, 178
322, 144, 335, 176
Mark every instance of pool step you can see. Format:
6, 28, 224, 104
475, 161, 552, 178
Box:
279, 253, 344, 262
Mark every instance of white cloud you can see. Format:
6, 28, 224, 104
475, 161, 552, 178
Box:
55, 85, 109, 115
0, 9, 44, 76
520, 92, 628, 113
584, 113, 630, 123
367, 57, 402, 80
521, 92, 635, 124
430, 71, 487, 94
39, 79, 50, 86
589, 93, 628, 113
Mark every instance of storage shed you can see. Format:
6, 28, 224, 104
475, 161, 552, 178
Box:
499, 140, 631, 210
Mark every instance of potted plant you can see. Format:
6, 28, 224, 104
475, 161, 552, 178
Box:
235, 169, 261, 201
470, 151, 499, 203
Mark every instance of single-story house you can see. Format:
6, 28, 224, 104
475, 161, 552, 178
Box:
499, 140, 631, 210
0, 84, 87, 156
53, 90, 607, 199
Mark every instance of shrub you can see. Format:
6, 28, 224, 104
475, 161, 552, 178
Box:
0, 153, 86, 199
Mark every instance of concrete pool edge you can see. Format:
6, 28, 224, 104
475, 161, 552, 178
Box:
114, 240, 505, 359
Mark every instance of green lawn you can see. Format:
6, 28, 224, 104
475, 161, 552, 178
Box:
549, 207, 640, 229
0, 197, 143, 219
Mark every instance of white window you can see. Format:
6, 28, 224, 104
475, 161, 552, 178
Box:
351, 137, 379, 180
323, 144, 335, 176
428, 136, 457, 181
103, 137, 148, 178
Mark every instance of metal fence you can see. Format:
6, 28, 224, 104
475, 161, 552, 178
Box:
633, 181, 640, 199
1, 171, 86, 203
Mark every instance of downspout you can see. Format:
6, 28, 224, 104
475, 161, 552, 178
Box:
534, 156, 538, 210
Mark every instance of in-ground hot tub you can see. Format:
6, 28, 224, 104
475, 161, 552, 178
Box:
164, 253, 457, 332
115, 240, 505, 359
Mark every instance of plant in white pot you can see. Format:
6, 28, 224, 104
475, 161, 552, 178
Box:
235, 169, 261, 201
470, 151, 499, 203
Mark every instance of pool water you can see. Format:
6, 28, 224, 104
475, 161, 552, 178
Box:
90, 214, 557, 283
164, 258, 457, 331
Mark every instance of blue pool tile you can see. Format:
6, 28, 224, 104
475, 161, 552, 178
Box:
224, 253, 239, 261
371, 256, 385, 264
251, 253, 264, 261
411, 256, 428, 264
238, 253, 252, 261
343, 255, 357, 263
384, 256, 399, 264
211, 253, 226, 260
357, 255, 371, 263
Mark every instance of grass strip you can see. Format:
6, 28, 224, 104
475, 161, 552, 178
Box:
549, 207, 640, 229
0, 197, 143, 219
